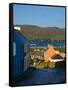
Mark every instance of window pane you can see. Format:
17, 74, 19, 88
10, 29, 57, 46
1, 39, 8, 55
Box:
13, 42, 16, 56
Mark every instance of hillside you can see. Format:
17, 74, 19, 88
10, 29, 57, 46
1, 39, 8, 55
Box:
15, 25, 65, 41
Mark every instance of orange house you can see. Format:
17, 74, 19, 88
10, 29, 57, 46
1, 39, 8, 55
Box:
44, 45, 65, 62
44, 45, 56, 62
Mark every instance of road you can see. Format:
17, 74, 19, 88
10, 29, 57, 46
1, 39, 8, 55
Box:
15, 67, 66, 86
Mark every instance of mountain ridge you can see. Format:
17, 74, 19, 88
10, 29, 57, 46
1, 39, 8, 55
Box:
14, 25, 65, 41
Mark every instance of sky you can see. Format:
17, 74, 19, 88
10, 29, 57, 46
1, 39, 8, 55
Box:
13, 4, 65, 28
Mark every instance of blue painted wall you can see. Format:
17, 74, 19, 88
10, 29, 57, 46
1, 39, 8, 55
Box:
12, 30, 29, 80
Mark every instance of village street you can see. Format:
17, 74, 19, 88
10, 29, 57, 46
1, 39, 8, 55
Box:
16, 67, 65, 86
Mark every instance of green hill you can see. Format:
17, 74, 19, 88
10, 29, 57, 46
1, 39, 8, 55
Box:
15, 25, 65, 41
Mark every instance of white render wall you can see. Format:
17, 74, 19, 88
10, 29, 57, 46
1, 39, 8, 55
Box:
50, 58, 64, 62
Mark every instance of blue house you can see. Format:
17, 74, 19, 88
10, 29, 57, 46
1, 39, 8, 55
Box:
11, 29, 30, 81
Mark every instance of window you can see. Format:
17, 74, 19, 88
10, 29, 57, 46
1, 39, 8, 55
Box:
24, 44, 28, 53
13, 42, 16, 56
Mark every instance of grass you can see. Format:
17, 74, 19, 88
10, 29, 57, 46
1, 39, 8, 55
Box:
55, 47, 65, 52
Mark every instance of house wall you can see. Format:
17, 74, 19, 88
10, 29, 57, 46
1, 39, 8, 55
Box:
31, 55, 34, 59
12, 31, 30, 80
31, 55, 43, 60
24, 54, 30, 71
12, 33, 24, 79
50, 59, 64, 62
24, 44, 30, 71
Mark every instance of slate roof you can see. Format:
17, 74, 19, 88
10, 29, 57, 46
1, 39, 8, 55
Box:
51, 54, 63, 59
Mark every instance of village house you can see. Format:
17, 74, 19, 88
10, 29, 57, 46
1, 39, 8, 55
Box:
60, 52, 65, 58
30, 46, 46, 51
44, 45, 65, 62
50, 53, 64, 62
31, 45, 65, 62
31, 51, 44, 60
